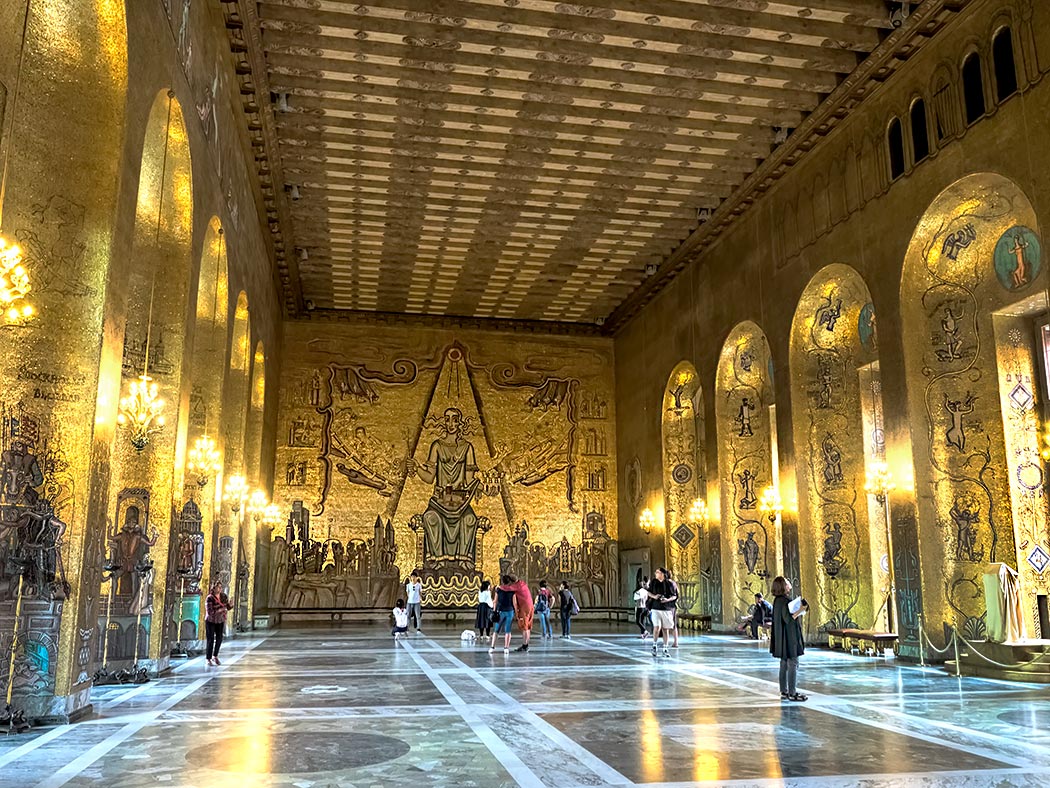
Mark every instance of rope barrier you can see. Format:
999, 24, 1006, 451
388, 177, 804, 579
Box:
914, 618, 1050, 673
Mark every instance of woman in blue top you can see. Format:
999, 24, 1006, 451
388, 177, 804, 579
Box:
489, 574, 517, 654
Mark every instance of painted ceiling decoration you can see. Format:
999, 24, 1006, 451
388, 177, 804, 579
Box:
218, 0, 965, 328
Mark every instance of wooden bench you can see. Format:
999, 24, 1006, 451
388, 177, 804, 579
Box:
678, 613, 712, 632
266, 605, 636, 626
827, 628, 899, 656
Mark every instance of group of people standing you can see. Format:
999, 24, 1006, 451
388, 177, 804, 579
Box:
632, 567, 679, 657
476, 576, 579, 652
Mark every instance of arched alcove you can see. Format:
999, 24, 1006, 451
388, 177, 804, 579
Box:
107, 88, 194, 666
715, 322, 780, 623
177, 216, 229, 645
217, 291, 251, 626
789, 264, 889, 639
661, 362, 710, 616
900, 172, 1048, 642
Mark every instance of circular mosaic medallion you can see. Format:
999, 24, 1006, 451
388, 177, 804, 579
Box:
994, 225, 1042, 291
1017, 462, 1044, 492
186, 732, 410, 774
671, 463, 693, 484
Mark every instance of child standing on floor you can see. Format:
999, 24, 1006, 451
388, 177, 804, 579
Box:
392, 599, 409, 641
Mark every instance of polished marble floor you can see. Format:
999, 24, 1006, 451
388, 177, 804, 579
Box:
2, 623, 1049, 787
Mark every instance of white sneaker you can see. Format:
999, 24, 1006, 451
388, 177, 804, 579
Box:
651, 645, 658, 657
503, 647, 509, 654
488, 647, 494, 653
663, 649, 671, 658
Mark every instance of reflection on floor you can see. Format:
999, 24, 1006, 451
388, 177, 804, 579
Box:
2, 623, 1049, 787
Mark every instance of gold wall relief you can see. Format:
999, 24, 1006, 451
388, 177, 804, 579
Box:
715, 322, 779, 623
789, 264, 884, 639
661, 362, 710, 615
900, 172, 1047, 641
271, 326, 617, 609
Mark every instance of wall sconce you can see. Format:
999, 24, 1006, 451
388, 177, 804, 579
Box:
1040, 422, 1050, 461
758, 486, 783, 524
187, 435, 221, 489
223, 475, 249, 514
864, 461, 896, 504
686, 498, 707, 528
639, 508, 656, 534
263, 503, 282, 531
247, 489, 269, 522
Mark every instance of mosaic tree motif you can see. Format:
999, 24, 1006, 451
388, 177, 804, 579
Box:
790, 265, 886, 638
901, 173, 1050, 641
661, 362, 710, 616
716, 323, 780, 622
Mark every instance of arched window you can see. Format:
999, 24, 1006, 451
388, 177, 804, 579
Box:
993, 27, 1018, 102
887, 117, 905, 180
962, 52, 986, 124
910, 99, 930, 164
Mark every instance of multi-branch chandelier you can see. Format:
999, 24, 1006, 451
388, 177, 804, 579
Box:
187, 435, 221, 488
247, 489, 269, 521
223, 475, 249, 514
0, 237, 32, 324
117, 375, 165, 452
263, 503, 282, 529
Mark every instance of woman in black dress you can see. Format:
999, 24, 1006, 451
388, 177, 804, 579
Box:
769, 575, 808, 701
475, 579, 494, 638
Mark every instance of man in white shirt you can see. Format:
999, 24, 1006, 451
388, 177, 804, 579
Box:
406, 573, 423, 634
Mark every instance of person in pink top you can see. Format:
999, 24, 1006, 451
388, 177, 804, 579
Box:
507, 576, 534, 653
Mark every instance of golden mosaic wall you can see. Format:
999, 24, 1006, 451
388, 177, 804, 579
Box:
715, 322, 780, 621
661, 362, 712, 615
789, 264, 886, 636
270, 323, 617, 608
901, 172, 1049, 640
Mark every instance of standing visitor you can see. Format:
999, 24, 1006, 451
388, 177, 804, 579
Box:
749, 592, 773, 639
770, 576, 808, 702
476, 579, 494, 638
633, 578, 650, 638
666, 569, 681, 648
392, 599, 409, 641
559, 581, 578, 639
535, 580, 554, 639
489, 575, 516, 654
205, 581, 232, 666
646, 567, 677, 658
406, 572, 423, 634
508, 575, 534, 652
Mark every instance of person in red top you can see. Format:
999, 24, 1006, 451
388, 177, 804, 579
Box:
204, 581, 233, 666
506, 575, 534, 652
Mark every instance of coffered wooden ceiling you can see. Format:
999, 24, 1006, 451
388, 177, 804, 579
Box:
249, 0, 897, 324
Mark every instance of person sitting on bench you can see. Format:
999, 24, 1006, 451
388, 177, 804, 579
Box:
749, 593, 773, 639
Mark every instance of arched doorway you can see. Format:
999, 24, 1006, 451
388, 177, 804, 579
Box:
901, 172, 1048, 641
107, 88, 194, 666
661, 361, 711, 616
790, 264, 888, 639
715, 322, 780, 623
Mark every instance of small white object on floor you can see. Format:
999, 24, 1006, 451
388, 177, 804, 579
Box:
460, 630, 477, 642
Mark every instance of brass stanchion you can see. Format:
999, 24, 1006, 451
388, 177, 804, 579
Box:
952, 626, 962, 678
918, 613, 925, 667
92, 567, 120, 685
1, 569, 31, 734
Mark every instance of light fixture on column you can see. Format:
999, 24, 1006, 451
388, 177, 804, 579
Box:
686, 498, 707, 527
263, 503, 282, 531
187, 434, 221, 488
118, 91, 177, 452
247, 489, 269, 521
758, 486, 783, 524
639, 508, 656, 535
0, 2, 36, 331
864, 461, 896, 504
223, 475, 249, 514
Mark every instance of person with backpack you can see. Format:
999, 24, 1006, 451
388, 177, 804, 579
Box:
646, 567, 677, 658
559, 580, 579, 639
633, 577, 650, 638
535, 580, 554, 639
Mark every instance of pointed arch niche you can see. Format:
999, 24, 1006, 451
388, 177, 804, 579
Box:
661, 362, 711, 616
177, 216, 229, 645
107, 88, 194, 667
901, 172, 1049, 642
789, 265, 889, 639
715, 322, 781, 622
216, 292, 251, 627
